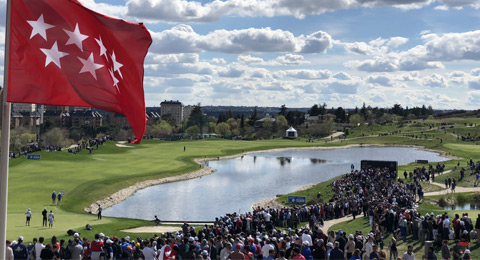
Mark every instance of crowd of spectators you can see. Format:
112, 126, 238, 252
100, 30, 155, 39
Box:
7, 166, 480, 260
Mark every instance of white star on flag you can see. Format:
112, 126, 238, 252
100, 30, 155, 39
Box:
27, 14, 54, 40
78, 53, 104, 80
109, 68, 120, 93
110, 51, 123, 79
40, 41, 68, 68
64, 23, 89, 51
95, 36, 109, 62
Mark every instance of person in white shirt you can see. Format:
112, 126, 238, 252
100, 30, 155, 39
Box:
25, 209, 32, 226
301, 230, 313, 247
5, 240, 14, 260
261, 239, 275, 257
402, 245, 415, 260
35, 237, 45, 260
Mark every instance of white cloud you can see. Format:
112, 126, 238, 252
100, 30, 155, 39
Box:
333, 72, 352, 80
422, 73, 449, 88
387, 37, 409, 48
125, 0, 438, 23
436, 0, 480, 10
275, 69, 331, 80
211, 58, 227, 64
367, 75, 394, 87
238, 54, 309, 66
150, 26, 332, 54
79, 0, 127, 18
468, 77, 480, 89
217, 65, 246, 77
300, 31, 333, 53
472, 68, 480, 76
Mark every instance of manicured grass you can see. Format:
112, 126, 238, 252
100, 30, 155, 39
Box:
7, 117, 480, 246
7, 138, 323, 241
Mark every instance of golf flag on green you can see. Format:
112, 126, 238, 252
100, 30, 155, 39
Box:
7, 0, 152, 143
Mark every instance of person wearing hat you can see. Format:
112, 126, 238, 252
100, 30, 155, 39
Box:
202, 249, 212, 260
12, 236, 28, 260
312, 239, 326, 260
300, 241, 312, 260
69, 238, 84, 260
228, 244, 245, 260
462, 249, 471, 260
25, 208, 32, 226
344, 234, 355, 259
329, 241, 344, 260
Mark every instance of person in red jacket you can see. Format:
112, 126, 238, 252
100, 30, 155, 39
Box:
90, 234, 104, 260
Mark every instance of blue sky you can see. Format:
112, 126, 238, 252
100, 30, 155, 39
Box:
4, 0, 480, 109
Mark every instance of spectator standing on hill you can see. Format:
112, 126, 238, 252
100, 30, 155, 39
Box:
42, 208, 47, 227
25, 208, 31, 226
5, 240, 13, 260
69, 238, 83, 260
441, 240, 450, 260
51, 191, 56, 205
12, 236, 28, 260
57, 192, 62, 204
35, 237, 45, 260
402, 245, 415, 260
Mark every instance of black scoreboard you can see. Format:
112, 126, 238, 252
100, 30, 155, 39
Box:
361, 160, 398, 173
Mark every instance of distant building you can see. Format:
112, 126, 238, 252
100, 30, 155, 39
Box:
70, 111, 103, 128
160, 100, 184, 124
11, 111, 41, 128
183, 105, 195, 121
12, 103, 36, 113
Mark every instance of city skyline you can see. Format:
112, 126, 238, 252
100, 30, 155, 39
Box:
1, 0, 480, 109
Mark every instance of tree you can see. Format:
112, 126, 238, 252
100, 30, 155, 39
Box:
186, 125, 200, 138
146, 120, 172, 138
215, 122, 231, 137
187, 104, 205, 134
334, 107, 346, 122
226, 118, 238, 130
248, 107, 258, 126
391, 104, 404, 116
308, 104, 320, 116
43, 128, 67, 147
279, 105, 288, 116
349, 114, 364, 126
262, 118, 274, 132
240, 114, 245, 129
275, 115, 288, 132
161, 114, 177, 126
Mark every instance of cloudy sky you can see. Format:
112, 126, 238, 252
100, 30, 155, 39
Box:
4, 0, 480, 109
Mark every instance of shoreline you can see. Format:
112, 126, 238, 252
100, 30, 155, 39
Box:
85, 142, 459, 214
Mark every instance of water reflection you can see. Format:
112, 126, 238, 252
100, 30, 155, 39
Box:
443, 203, 480, 211
103, 147, 449, 221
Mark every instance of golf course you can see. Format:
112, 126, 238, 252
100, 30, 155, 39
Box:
7, 116, 480, 258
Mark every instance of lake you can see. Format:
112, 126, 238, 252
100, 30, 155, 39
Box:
103, 146, 449, 221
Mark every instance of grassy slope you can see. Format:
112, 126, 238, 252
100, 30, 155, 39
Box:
7, 138, 322, 241
8, 117, 480, 244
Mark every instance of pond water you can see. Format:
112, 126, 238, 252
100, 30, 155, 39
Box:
443, 203, 480, 211
103, 147, 449, 221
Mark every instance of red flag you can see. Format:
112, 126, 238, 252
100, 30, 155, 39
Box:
7, 0, 152, 143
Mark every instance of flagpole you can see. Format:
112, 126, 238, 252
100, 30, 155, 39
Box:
0, 0, 12, 256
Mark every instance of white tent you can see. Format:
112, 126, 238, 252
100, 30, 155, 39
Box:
285, 126, 298, 139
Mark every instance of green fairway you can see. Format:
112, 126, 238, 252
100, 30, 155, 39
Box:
7, 117, 480, 245
7, 138, 323, 241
